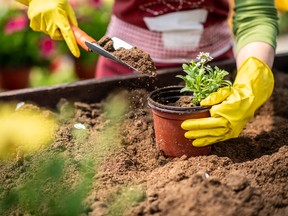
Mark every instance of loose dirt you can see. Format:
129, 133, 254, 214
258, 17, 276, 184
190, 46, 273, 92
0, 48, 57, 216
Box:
0, 70, 287, 216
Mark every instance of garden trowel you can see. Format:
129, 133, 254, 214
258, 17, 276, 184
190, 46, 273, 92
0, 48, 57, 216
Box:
72, 26, 157, 77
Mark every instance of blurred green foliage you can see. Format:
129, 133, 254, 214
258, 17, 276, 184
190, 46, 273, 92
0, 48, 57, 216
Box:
0, 9, 50, 68
107, 186, 146, 216
279, 12, 288, 34
29, 66, 78, 87
0, 153, 93, 216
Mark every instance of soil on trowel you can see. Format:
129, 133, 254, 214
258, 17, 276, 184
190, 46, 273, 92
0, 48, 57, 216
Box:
97, 36, 157, 77
0, 70, 288, 216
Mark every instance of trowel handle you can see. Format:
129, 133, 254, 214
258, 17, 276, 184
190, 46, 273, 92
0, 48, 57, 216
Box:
71, 25, 96, 52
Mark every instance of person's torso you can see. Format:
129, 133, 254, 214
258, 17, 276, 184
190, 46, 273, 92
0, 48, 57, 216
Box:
106, 0, 232, 64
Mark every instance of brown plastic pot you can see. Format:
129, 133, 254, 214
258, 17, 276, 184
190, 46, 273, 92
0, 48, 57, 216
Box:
0, 67, 31, 90
74, 58, 96, 80
148, 86, 212, 157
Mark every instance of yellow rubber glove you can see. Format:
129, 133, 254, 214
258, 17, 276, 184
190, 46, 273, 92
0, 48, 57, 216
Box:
19, 0, 80, 57
16, 0, 29, 5
181, 57, 274, 147
275, 0, 288, 11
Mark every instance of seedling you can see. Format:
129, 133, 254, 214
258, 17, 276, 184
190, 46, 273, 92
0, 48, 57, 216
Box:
176, 52, 232, 106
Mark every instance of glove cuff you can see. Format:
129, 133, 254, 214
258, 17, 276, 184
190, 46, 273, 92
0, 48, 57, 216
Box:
235, 57, 274, 110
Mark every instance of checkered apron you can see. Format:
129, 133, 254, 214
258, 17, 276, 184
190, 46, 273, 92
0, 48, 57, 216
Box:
106, 15, 233, 63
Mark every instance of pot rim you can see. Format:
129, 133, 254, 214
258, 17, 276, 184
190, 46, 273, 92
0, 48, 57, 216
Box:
147, 85, 210, 114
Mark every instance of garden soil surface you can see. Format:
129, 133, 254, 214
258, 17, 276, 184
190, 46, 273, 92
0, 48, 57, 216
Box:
0, 70, 288, 216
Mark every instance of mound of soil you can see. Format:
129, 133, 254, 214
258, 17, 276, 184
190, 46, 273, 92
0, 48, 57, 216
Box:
0, 70, 287, 216
97, 36, 157, 77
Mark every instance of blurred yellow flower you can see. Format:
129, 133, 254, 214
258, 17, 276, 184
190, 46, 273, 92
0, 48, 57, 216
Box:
0, 103, 58, 160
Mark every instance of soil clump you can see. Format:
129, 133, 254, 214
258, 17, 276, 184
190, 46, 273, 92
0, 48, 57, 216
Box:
97, 36, 157, 77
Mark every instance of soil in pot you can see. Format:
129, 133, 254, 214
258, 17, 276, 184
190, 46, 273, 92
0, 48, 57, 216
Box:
0, 70, 288, 216
148, 86, 212, 158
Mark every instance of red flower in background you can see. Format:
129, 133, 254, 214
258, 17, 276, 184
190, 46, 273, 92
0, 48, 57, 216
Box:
4, 14, 28, 35
39, 37, 56, 59
90, 0, 102, 8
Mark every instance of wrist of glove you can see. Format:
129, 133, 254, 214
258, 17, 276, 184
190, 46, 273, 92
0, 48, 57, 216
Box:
181, 57, 274, 147
21, 0, 80, 57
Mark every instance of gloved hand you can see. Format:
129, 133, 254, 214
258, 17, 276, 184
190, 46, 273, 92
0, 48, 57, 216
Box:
181, 57, 274, 147
17, 0, 80, 57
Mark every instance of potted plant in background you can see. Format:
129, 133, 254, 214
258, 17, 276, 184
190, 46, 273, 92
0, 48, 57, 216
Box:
148, 52, 232, 158
0, 8, 54, 90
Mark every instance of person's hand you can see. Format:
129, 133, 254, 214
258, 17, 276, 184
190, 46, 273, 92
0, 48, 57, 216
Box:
181, 57, 274, 147
18, 0, 80, 57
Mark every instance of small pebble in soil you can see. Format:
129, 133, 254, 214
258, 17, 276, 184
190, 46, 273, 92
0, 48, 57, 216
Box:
226, 171, 249, 191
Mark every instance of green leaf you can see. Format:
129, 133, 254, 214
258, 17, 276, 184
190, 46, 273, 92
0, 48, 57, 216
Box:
175, 54, 232, 105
